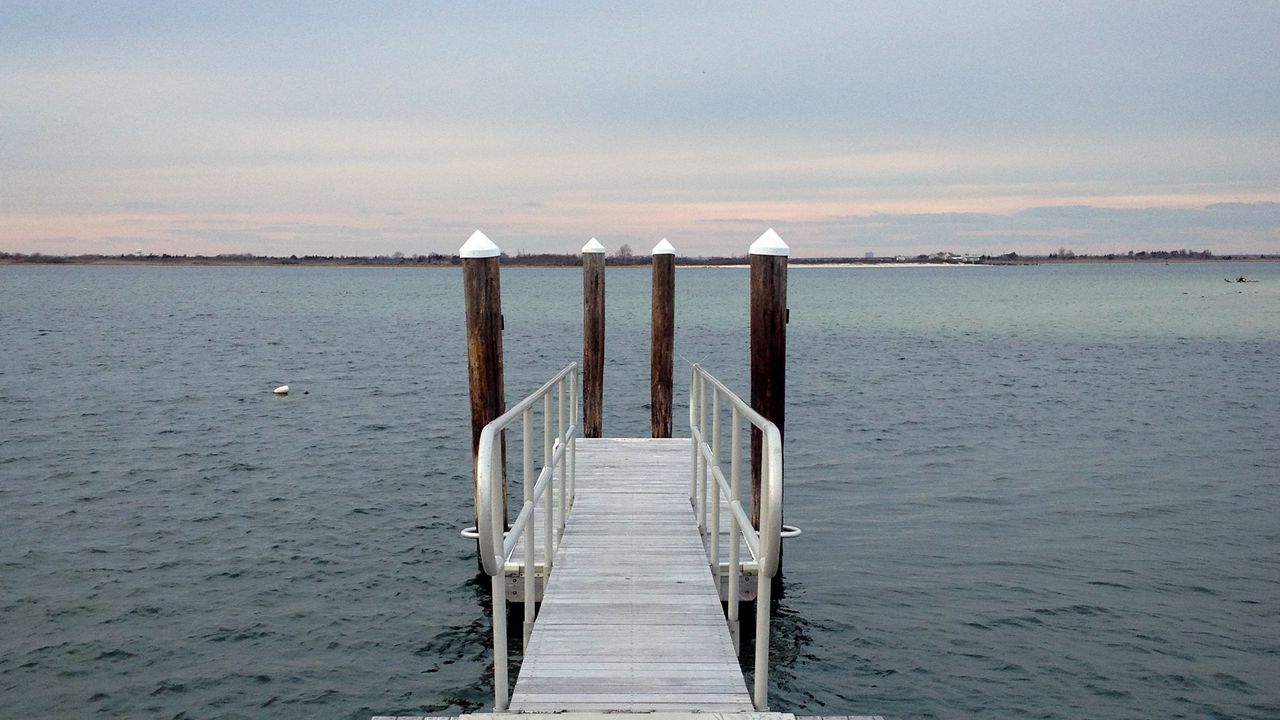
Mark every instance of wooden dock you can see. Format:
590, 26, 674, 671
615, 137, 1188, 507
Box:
404, 231, 883, 720
378, 715, 883, 720
510, 437, 751, 712
375, 440, 885, 720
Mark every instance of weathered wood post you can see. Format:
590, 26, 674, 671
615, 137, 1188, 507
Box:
582, 238, 606, 438
461, 230, 506, 533
750, 228, 788, 532
650, 239, 676, 438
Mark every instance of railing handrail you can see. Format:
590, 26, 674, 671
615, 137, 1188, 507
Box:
475, 362, 579, 711
689, 366, 784, 578
689, 363, 783, 711
476, 363, 579, 576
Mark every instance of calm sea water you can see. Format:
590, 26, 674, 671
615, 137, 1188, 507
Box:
2, 262, 1278, 719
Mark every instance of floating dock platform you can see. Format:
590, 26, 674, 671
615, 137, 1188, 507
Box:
509, 438, 750, 711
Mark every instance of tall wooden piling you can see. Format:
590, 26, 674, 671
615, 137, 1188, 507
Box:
461, 230, 507, 529
582, 238, 606, 438
749, 228, 788, 530
650, 239, 676, 438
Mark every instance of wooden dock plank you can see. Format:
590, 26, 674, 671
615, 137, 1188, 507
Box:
378, 715, 887, 720
508, 438, 753, 713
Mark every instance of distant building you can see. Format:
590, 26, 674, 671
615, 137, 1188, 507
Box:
864, 251, 875, 260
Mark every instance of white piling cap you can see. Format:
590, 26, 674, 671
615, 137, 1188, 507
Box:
749, 228, 790, 257
747, 228, 788, 256
459, 230, 500, 259
651, 238, 676, 255
582, 238, 606, 254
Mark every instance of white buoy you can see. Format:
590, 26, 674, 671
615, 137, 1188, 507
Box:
273, 385, 289, 395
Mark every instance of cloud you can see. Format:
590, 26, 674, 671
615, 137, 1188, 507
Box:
766, 202, 1280, 256
1, 4, 1277, 257
3, 201, 1277, 259
111, 201, 169, 212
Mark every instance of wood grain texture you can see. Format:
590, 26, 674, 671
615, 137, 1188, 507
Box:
508, 438, 753, 712
749, 253, 785, 530
650, 254, 675, 438
373, 707, 885, 712
582, 254, 605, 438
463, 254, 506, 528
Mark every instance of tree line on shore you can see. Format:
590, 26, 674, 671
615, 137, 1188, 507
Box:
1, 247, 1271, 267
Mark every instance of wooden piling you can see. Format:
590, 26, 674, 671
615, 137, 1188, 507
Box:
650, 239, 676, 438
461, 230, 507, 530
749, 228, 788, 530
582, 239, 606, 438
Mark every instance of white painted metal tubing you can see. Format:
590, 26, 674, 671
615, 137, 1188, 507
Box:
701, 376, 711, 527
501, 438, 571, 563
728, 408, 742, 652
477, 363, 579, 577
568, 372, 577, 503
689, 372, 699, 502
522, 407, 535, 651
704, 457, 760, 561
474, 363, 580, 711
543, 393, 553, 575
710, 390, 722, 585
557, 377, 567, 535
690, 365, 783, 576
754, 566, 772, 709
688, 363, 784, 711
491, 572, 508, 710
489, 412, 511, 710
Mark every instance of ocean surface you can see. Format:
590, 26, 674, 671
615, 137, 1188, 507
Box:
2, 261, 1278, 719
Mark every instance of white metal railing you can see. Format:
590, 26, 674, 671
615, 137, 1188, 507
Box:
475, 363, 579, 711
689, 363, 784, 711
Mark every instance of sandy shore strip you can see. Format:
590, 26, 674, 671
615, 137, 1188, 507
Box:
687, 262, 993, 269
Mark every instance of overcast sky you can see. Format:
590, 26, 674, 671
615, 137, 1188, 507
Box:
3, 1, 1278, 257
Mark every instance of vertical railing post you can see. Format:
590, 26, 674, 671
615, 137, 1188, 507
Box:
522, 409, 534, 651
728, 408, 742, 652
749, 228, 787, 534
569, 368, 577, 503
701, 371, 711, 525
582, 238, 606, 438
650, 239, 676, 438
710, 389, 722, 580
689, 367, 700, 503
754, 546, 772, 710
543, 394, 554, 573
557, 377, 567, 535
490, 445, 509, 709
461, 230, 507, 538
492, 571, 508, 709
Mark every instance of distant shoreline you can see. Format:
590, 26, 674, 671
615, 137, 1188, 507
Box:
2, 253, 1276, 268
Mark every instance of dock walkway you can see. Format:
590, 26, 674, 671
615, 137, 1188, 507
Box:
509, 437, 752, 712
374, 235, 885, 720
